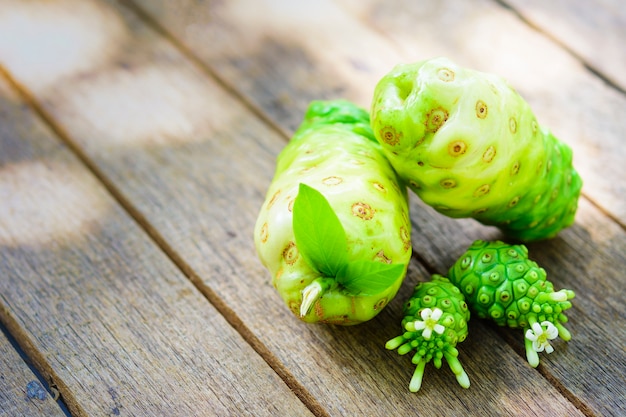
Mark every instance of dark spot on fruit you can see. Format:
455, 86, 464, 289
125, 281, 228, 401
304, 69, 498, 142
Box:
375, 250, 392, 264
374, 298, 387, 310
426, 108, 449, 132
372, 181, 387, 193
508, 196, 520, 208
476, 100, 488, 119
474, 184, 490, 197
448, 140, 468, 156
511, 161, 520, 176
260, 222, 269, 243
282, 241, 299, 265
322, 176, 343, 186
267, 189, 281, 209
437, 68, 455, 82
352, 202, 375, 220
380, 125, 401, 146
440, 178, 457, 189
483, 146, 496, 163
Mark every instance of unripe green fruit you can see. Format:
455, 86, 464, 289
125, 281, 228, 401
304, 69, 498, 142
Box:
254, 100, 412, 325
448, 240, 575, 366
371, 57, 582, 241
386, 275, 470, 392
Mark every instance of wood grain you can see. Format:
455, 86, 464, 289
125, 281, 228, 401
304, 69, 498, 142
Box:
118, 0, 625, 415
501, 0, 626, 91
0, 0, 624, 416
0, 329, 66, 417
0, 0, 593, 415
0, 64, 314, 416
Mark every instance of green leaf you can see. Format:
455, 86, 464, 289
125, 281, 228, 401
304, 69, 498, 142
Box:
292, 183, 349, 277
337, 260, 405, 295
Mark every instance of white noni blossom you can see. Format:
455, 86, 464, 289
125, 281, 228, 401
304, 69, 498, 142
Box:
411, 307, 446, 340
525, 321, 559, 353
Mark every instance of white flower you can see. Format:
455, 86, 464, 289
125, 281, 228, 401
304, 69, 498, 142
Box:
525, 321, 559, 353
411, 308, 446, 340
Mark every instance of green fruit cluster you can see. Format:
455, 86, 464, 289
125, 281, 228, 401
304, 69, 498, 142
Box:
385, 275, 470, 392
448, 240, 574, 367
388, 241, 575, 391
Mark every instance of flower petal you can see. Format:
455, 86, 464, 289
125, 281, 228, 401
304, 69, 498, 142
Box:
544, 343, 555, 354
413, 321, 426, 330
532, 340, 545, 352
542, 321, 559, 339
431, 308, 443, 320
420, 308, 432, 321
422, 327, 433, 340
434, 324, 446, 335
525, 329, 538, 342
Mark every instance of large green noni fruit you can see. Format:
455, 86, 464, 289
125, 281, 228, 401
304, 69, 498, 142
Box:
447, 240, 575, 367
371, 57, 582, 241
386, 275, 470, 392
254, 100, 412, 325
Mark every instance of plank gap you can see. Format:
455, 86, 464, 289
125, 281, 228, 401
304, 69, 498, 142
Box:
583, 193, 626, 233
495, 324, 598, 417
0, 318, 72, 417
494, 0, 626, 96
119, 0, 292, 141
0, 303, 85, 417
0, 62, 331, 417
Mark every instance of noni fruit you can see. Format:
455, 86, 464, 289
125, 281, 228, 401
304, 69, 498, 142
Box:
447, 240, 575, 367
386, 275, 470, 392
371, 57, 582, 241
254, 100, 412, 325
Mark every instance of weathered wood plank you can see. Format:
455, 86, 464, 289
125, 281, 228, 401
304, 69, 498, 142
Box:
0, 0, 591, 415
501, 0, 626, 92
0, 329, 66, 417
119, 0, 626, 415
0, 62, 314, 417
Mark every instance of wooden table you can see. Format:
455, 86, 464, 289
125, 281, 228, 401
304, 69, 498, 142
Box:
0, 1, 624, 416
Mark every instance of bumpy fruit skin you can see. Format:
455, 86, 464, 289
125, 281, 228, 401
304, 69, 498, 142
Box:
254, 100, 412, 325
448, 240, 574, 366
371, 57, 582, 241
386, 275, 470, 392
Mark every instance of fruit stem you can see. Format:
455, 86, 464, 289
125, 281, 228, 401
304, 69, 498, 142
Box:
444, 350, 470, 389
300, 277, 336, 317
525, 337, 540, 368
409, 359, 427, 392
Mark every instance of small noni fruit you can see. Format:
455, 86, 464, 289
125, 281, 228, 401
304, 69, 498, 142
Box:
447, 240, 575, 367
386, 275, 470, 392
371, 57, 582, 241
254, 100, 412, 325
